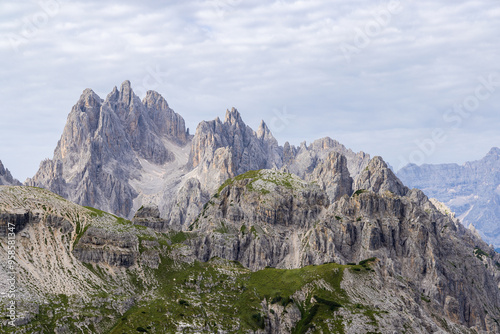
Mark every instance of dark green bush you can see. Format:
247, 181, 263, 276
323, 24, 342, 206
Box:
359, 257, 377, 266
252, 313, 265, 329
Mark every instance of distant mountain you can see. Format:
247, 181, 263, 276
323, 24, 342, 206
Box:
0, 160, 21, 185
397, 148, 500, 246
27, 81, 370, 231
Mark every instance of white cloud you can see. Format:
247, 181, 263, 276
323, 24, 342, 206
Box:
0, 0, 499, 180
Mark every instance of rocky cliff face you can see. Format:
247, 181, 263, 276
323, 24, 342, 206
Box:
190, 169, 330, 270
397, 147, 500, 247
306, 151, 353, 202
26, 81, 190, 218
188, 108, 283, 190
285, 137, 370, 181
187, 160, 500, 332
0, 160, 21, 185
355, 155, 408, 196
183, 109, 369, 230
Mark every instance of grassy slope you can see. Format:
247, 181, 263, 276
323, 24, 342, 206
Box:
108, 255, 377, 333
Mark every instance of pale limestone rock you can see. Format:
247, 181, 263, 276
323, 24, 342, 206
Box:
307, 151, 353, 202
27, 81, 190, 218
355, 156, 408, 196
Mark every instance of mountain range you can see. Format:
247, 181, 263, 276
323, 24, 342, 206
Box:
1, 81, 500, 333
26, 80, 371, 231
398, 148, 500, 248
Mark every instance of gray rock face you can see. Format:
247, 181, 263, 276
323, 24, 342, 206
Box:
131, 204, 168, 231
397, 147, 500, 246
25, 84, 372, 233
189, 167, 500, 332
188, 108, 283, 190
72, 226, 138, 268
165, 178, 209, 230
26, 81, 190, 218
0, 160, 21, 185
307, 151, 353, 202
182, 111, 369, 229
355, 156, 408, 196
190, 169, 329, 270
285, 137, 371, 182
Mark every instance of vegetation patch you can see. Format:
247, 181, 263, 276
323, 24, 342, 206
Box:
215, 221, 229, 234
352, 189, 367, 197
72, 224, 90, 249
359, 257, 377, 266
421, 294, 431, 303
169, 231, 188, 244
474, 247, 489, 261
217, 169, 304, 196
84, 206, 106, 217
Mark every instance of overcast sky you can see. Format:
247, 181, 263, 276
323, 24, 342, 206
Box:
1, 0, 500, 181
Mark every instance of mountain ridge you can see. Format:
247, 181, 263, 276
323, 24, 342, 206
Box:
397, 147, 500, 247
26, 81, 371, 233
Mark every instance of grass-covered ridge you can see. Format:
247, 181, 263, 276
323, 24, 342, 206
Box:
217, 169, 309, 195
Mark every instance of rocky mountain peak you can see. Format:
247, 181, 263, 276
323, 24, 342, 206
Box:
0, 160, 21, 186
488, 147, 500, 155
28, 81, 190, 218
75, 88, 102, 112
143, 90, 169, 109
256, 120, 271, 139
78, 88, 102, 106
107, 85, 119, 101
189, 109, 282, 189
355, 156, 408, 196
119, 80, 133, 104
224, 107, 243, 126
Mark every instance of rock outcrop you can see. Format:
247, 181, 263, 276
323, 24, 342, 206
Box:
355, 156, 408, 196
72, 226, 138, 267
188, 108, 283, 190
190, 169, 329, 270
307, 151, 353, 202
0, 160, 21, 185
397, 147, 500, 246
131, 204, 168, 231
285, 137, 371, 181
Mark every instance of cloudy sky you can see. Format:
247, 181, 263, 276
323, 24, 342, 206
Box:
1, 0, 500, 181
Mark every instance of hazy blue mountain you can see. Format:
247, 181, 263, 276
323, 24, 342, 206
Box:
397, 148, 500, 246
